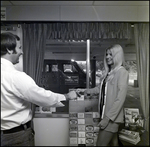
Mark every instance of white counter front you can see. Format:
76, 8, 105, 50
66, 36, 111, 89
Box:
33, 117, 69, 146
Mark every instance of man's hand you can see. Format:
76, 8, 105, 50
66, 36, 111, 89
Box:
84, 89, 91, 98
97, 116, 110, 129
65, 91, 77, 100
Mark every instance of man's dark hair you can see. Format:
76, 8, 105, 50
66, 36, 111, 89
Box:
1, 32, 20, 56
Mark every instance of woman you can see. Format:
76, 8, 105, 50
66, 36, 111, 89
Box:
77, 44, 129, 146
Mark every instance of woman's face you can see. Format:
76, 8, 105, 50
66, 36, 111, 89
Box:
106, 49, 114, 66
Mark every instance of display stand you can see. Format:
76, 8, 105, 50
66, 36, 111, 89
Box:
69, 99, 100, 146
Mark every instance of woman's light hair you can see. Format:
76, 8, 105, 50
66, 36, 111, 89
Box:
103, 44, 125, 77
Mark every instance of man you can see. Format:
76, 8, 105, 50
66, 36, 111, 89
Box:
1, 32, 77, 146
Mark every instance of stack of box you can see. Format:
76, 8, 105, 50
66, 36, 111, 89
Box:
119, 129, 141, 145
69, 99, 100, 146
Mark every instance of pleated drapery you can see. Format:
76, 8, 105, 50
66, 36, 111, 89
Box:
134, 23, 149, 132
22, 23, 47, 84
22, 23, 47, 121
45, 22, 132, 41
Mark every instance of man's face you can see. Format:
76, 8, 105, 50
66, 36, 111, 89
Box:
106, 49, 114, 65
11, 40, 23, 64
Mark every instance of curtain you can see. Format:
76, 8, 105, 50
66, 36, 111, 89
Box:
46, 22, 132, 41
22, 23, 47, 121
134, 23, 149, 131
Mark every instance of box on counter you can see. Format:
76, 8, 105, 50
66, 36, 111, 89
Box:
78, 113, 84, 118
78, 125, 85, 131
70, 138, 78, 145
78, 131, 85, 138
78, 119, 85, 124
70, 131, 78, 137
78, 138, 86, 144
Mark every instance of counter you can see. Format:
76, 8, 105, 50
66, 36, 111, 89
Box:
34, 99, 99, 146
34, 113, 69, 118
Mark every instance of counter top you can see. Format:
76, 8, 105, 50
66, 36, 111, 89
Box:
34, 112, 69, 118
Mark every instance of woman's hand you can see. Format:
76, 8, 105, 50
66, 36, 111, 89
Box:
97, 116, 110, 129
76, 88, 91, 98
76, 88, 85, 97
84, 89, 91, 98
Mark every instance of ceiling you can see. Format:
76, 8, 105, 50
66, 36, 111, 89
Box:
1, 1, 149, 6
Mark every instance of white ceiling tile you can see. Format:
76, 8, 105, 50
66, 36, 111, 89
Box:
9, 1, 93, 6
93, 1, 149, 6
1, 1, 149, 6
1, 1, 13, 6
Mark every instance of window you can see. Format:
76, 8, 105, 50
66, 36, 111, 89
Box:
52, 64, 58, 72
63, 64, 77, 73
